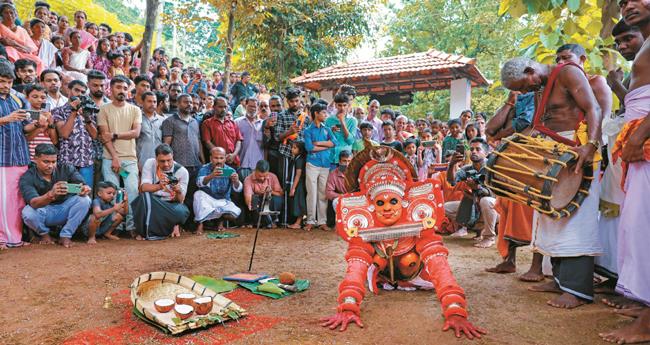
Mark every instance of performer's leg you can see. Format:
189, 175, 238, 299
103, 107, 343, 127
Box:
520, 252, 545, 282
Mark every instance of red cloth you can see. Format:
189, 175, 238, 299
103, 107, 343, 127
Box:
200, 117, 243, 166
495, 198, 533, 259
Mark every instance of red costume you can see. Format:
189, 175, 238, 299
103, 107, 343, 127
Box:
321, 146, 484, 339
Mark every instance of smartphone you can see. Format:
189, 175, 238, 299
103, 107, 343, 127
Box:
421, 140, 437, 148
221, 166, 236, 177
115, 189, 124, 203
27, 110, 41, 121
455, 144, 465, 155
66, 183, 82, 194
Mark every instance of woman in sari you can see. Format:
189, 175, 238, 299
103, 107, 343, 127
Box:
55, 15, 68, 38
66, 11, 96, 51
0, 4, 44, 74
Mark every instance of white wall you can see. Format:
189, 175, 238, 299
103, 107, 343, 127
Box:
449, 78, 471, 119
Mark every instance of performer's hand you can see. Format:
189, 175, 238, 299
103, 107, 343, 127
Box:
622, 129, 647, 163
320, 311, 363, 332
443, 315, 487, 340
571, 144, 596, 174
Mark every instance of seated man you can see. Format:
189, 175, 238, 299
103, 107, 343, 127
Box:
194, 147, 243, 234
243, 160, 283, 228
85, 181, 127, 244
326, 150, 351, 227
443, 138, 497, 248
132, 144, 190, 240
19, 144, 92, 248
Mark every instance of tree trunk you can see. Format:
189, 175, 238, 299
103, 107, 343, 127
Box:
600, 0, 619, 39
140, 0, 160, 75
222, 0, 237, 96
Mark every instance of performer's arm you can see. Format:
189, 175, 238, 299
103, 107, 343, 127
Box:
321, 239, 373, 331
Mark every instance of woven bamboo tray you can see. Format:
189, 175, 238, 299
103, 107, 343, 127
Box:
130, 271, 247, 335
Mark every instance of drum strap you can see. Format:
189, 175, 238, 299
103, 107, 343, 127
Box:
532, 62, 586, 147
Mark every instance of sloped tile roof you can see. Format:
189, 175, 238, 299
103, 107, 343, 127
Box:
291, 49, 490, 94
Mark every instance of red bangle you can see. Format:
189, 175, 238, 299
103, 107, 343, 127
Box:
443, 306, 468, 320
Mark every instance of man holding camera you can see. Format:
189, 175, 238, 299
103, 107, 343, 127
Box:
20, 144, 92, 248
52, 79, 97, 186
445, 137, 497, 248
131, 144, 190, 240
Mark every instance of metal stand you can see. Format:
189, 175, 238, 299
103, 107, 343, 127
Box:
248, 190, 280, 271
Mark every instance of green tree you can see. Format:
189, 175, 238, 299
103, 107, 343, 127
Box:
384, 0, 526, 120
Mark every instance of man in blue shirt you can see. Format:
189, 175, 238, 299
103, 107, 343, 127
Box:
303, 102, 337, 231
194, 147, 242, 234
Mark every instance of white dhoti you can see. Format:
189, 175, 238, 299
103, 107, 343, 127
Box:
615, 85, 650, 306
193, 190, 241, 223
532, 168, 602, 257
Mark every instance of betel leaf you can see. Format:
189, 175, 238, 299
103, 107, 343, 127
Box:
171, 317, 182, 325
567, 0, 581, 13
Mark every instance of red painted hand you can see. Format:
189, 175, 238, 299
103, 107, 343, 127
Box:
320, 311, 364, 332
442, 315, 487, 340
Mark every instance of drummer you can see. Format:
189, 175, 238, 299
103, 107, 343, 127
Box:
500, 57, 603, 309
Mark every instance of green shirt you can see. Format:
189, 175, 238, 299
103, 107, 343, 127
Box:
353, 138, 379, 152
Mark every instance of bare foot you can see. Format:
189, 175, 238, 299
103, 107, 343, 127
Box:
104, 233, 120, 240
528, 281, 562, 293
519, 270, 545, 282
40, 234, 55, 245
602, 295, 643, 310
196, 223, 204, 236
600, 308, 650, 344
87, 237, 97, 245
485, 261, 516, 274
474, 237, 495, 248
304, 224, 313, 232
318, 224, 330, 231
547, 293, 586, 309
616, 307, 646, 318
135, 235, 144, 241
287, 223, 302, 229
171, 225, 181, 237
0, 244, 7, 250
217, 222, 225, 232
594, 280, 617, 295
58, 237, 73, 248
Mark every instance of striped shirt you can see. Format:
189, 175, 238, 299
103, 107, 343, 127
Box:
0, 94, 30, 167
28, 132, 54, 160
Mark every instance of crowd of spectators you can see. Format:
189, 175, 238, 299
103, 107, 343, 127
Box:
0, 2, 492, 249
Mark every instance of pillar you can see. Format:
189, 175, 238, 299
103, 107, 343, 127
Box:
449, 78, 471, 119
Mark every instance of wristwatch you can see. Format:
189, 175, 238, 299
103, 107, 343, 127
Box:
111, 133, 118, 142
587, 139, 599, 150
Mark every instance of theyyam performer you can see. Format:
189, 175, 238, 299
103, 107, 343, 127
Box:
320, 145, 485, 340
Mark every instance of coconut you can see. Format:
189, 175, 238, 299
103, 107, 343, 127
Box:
174, 304, 194, 319
279, 272, 296, 285
153, 298, 175, 313
175, 292, 196, 306
193, 296, 213, 315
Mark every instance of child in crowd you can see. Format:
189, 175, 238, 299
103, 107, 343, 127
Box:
288, 141, 307, 229
353, 121, 379, 153
107, 52, 125, 78
85, 181, 128, 244
465, 122, 479, 141
441, 118, 465, 162
417, 128, 441, 180
403, 138, 419, 169
380, 120, 403, 152
24, 84, 57, 159
430, 120, 444, 142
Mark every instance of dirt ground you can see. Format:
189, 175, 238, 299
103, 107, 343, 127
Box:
0, 228, 632, 345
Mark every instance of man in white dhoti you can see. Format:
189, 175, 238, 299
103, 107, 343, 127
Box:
194, 147, 242, 234
599, 2, 650, 343
501, 56, 603, 309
